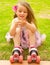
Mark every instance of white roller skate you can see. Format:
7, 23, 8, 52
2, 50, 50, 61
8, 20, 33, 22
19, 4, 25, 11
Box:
10, 46, 23, 63
27, 46, 40, 63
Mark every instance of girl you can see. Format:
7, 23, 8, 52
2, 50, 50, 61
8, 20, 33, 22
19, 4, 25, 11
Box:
5, 2, 46, 58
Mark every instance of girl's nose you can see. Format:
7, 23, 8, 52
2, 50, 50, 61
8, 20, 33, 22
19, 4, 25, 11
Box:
21, 12, 24, 14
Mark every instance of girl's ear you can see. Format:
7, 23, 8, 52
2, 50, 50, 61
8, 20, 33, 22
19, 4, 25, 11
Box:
12, 5, 18, 12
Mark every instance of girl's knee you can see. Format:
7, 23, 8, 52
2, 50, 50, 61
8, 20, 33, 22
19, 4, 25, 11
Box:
16, 27, 21, 33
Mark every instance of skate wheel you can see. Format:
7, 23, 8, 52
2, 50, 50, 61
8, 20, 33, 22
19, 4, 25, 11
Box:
19, 55, 23, 63
36, 56, 40, 64
10, 55, 14, 63
27, 55, 32, 63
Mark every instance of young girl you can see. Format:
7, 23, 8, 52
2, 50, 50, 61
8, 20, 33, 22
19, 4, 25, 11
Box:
5, 2, 46, 58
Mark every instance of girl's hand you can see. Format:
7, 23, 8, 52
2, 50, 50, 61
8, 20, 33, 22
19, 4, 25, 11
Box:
25, 22, 36, 33
17, 20, 26, 26
12, 18, 26, 27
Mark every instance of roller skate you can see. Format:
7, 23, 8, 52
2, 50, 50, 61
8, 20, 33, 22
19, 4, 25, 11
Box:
27, 46, 40, 64
10, 46, 23, 63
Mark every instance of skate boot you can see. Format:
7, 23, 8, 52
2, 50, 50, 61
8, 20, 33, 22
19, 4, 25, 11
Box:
27, 46, 40, 63
10, 46, 23, 63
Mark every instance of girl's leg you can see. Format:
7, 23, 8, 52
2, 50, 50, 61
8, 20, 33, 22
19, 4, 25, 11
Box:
28, 29, 36, 47
27, 30, 38, 59
12, 28, 23, 60
13, 28, 21, 47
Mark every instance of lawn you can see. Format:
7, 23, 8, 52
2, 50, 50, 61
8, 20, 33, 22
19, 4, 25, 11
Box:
0, 0, 50, 60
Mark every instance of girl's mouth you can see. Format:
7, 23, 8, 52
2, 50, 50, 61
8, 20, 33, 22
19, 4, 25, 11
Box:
20, 16, 24, 18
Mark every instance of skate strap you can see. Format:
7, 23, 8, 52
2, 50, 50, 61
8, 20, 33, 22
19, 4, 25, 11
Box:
14, 46, 23, 51
30, 50, 38, 56
12, 50, 21, 56
12, 48, 21, 56
29, 48, 38, 55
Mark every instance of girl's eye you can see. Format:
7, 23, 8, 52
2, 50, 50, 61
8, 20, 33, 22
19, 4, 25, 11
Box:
24, 11, 27, 13
19, 10, 22, 12
18, 10, 27, 13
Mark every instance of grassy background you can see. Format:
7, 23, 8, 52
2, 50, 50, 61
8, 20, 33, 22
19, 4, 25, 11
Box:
0, 0, 50, 60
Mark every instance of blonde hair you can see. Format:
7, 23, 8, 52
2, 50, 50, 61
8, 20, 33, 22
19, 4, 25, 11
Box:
14, 2, 37, 27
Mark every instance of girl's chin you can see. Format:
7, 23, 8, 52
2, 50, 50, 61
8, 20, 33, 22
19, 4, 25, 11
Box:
19, 18, 25, 20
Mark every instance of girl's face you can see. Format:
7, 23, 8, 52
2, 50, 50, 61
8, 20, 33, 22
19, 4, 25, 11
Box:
16, 4, 28, 20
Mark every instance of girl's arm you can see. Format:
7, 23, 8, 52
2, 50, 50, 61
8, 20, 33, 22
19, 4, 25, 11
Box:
25, 22, 36, 33
9, 18, 18, 36
9, 18, 25, 36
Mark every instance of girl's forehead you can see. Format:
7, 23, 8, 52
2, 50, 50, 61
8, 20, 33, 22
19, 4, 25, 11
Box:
17, 4, 28, 11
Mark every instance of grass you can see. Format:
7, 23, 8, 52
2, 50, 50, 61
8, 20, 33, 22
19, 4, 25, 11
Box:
0, 0, 50, 60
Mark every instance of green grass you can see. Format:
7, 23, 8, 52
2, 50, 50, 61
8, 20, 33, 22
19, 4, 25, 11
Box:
0, 0, 50, 60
